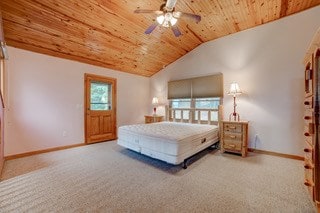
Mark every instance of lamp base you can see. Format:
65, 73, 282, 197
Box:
229, 112, 240, 121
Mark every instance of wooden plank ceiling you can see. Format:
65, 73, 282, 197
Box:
1, 0, 320, 77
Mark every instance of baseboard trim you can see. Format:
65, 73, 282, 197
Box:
248, 148, 304, 161
4, 143, 86, 160
0, 158, 4, 177
4, 144, 304, 161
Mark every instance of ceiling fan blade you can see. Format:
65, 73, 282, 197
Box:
165, 0, 177, 11
173, 12, 201, 23
145, 22, 159, 34
171, 26, 182, 37
134, 9, 163, 15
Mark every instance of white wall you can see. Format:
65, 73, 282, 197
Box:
150, 7, 320, 156
5, 47, 150, 156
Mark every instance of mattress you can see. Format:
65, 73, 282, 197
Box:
117, 122, 219, 165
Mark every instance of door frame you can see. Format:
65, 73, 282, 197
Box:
84, 73, 117, 144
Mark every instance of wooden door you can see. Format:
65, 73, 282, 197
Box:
85, 74, 117, 144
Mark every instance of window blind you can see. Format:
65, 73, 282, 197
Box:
167, 73, 223, 99
168, 79, 192, 99
192, 74, 223, 98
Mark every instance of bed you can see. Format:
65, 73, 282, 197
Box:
118, 121, 219, 168
117, 105, 223, 168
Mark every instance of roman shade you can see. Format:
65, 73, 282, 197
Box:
192, 74, 223, 98
168, 79, 192, 99
168, 73, 223, 99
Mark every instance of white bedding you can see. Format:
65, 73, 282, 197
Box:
117, 122, 219, 165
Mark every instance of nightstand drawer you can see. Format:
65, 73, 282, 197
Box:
223, 133, 242, 141
145, 115, 164, 124
223, 140, 242, 151
224, 123, 242, 133
145, 117, 154, 123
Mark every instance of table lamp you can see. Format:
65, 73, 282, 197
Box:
152, 97, 159, 115
228, 82, 242, 121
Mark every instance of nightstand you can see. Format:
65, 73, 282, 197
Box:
144, 115, 164, 124
220, 121, 249, 157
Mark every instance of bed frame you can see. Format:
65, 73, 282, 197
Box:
165, 105, 223, 168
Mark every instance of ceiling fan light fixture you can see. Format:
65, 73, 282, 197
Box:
156, 15, 165, 25
135, 0, 200, 37
170, 17, 177, 26
157, 13, 177, 27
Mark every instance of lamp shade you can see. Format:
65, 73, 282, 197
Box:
228, 82, 242, 96
152, 97, 159, 105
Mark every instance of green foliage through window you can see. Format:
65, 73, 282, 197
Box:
90, 82, 112, 110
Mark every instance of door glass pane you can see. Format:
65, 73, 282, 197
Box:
90, 81, 112, 110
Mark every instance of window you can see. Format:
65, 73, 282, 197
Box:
169, 97, 221, 122
170, 99, 191, 120
90, 81, 112, 110
195, 98, 220, 121
167, 74, 223, 123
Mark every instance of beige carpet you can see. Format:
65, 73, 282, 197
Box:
0, 141, 316, 212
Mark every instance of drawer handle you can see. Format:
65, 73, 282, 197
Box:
304, 163, 314, 169
304, 148, 312, 153
201, 138, 206, 144
227, 144, 236, 148
228, 126, 236, 129
304, 116, 312, 120
304, 101, 311, 106
304, 180, 314, 187
229, 135, 236, 139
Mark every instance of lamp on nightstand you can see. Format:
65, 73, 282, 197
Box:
152, 97, 159, 115
228, 82, 242, 121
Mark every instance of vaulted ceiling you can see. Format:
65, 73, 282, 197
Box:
1, 0, 320, 77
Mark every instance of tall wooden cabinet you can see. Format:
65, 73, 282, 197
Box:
303, 28, 320, 211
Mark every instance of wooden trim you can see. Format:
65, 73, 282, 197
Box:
0, 157, 3, 178
4, 143, 85, 160
248, 148, 304, 161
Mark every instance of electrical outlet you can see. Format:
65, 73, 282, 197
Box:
62, 130, 67, 137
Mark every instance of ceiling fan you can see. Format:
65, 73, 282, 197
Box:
134, 0, 201, 37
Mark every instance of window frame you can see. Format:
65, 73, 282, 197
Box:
168, 97, 221, 123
